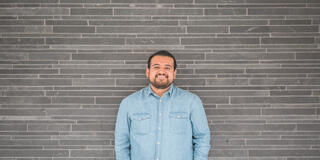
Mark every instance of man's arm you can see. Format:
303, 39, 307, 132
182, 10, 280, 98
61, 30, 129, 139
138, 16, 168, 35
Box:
115, 99, 131, 160
190, 96, 211, 160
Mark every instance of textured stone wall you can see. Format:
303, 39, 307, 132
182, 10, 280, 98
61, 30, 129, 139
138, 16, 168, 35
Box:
0, 0, 320, 159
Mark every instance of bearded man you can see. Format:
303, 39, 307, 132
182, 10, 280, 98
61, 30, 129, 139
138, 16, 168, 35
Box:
115, 50, 211, 160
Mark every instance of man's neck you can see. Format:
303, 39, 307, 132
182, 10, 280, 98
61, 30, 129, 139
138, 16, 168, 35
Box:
150, 84, 170, 97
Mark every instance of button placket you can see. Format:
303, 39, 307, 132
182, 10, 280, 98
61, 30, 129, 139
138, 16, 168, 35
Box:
156, 98, 163, 160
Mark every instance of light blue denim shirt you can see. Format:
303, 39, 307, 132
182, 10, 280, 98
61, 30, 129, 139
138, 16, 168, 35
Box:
115, 84, 211, 160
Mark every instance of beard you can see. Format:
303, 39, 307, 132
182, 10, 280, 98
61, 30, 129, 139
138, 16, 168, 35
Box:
149, 74, 173, 89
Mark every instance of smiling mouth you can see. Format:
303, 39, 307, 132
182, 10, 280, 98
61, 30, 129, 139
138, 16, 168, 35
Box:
156, 75, 168, 80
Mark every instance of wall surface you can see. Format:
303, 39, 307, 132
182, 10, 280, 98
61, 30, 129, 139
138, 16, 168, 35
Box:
0, 0, 320, 160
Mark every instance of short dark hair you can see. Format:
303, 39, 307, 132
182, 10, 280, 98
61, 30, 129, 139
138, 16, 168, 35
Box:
147, 50, 177, 70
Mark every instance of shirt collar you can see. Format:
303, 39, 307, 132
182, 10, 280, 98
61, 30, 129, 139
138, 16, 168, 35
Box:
147, 83, 175, 97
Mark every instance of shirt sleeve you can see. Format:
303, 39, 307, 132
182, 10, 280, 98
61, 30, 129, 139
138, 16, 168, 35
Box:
190, 95, 211, 160
115, 99, 131, 160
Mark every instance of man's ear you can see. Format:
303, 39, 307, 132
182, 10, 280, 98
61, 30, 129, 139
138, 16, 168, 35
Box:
145, 67, 149, 78
173, 69, 177, 79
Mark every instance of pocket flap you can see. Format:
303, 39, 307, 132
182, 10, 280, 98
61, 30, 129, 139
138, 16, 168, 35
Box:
169, 112, 188, 119
131, 113, 151, 121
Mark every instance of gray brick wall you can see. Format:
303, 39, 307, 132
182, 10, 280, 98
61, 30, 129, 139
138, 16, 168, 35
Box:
0, 0, 319, 159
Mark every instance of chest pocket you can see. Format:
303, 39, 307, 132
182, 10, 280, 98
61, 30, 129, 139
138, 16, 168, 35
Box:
169, 112, 188, 135
130, 113, 151, 135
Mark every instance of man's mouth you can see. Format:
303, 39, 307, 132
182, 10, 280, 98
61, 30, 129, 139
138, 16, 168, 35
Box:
156, 75, 167, 80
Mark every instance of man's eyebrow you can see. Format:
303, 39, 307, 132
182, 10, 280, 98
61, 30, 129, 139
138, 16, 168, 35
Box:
151, 64, 160, 66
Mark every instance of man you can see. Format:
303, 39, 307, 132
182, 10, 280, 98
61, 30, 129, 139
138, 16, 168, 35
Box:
115, 50, 211, 160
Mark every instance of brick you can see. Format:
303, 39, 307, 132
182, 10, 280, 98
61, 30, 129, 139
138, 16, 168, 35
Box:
0, 69, 58, 74
247, 69, 320, 73
72, 53, 147, 60
230, 26, 318, 33
249, 8, 320, 15
296, 53, 320, 59
27, 26, 53, 33
270, 91, 312, 96
206, 79, 249, 85
262, 38, 314, 44
52, 97, 94, 104
262, 108, 316, 115
187, 26, 228, 33
90, 20, 178, 26
61, 0, 109, 3
0, 109, 46, 115
231, 97, 320, 104
196, 0, 307, 3
0, 79, 72, 86
0, 8, 69, 15
0, 97, 51, 104
180, 20, 268, 25
126, 38, 180, 45
297, 124, 320, 131
72, 79, 114, 86
192, 90, 268, 96
72, 124, 114, 131
28, 53, 70, 60
70, 8, 112, 15
205, 9, 246, 15
206, 108, 260, 115
28, 124, 71, 131
174, 79, 206, 86
206, 53, 294, 60
0, 150, 68, 157
196, 69, 244, 74
0, 20, 44, 25
46, 20, 88, 25
46, 90, 131, 97
200, 97, 229, 104
182, 38, 259, 45
61, 140, 109, 145
209, 150, 247, 157
3, 90, 44, 96
212, 124, 296, 132
116, 78, 148, 86
46, 38, 124, 45
53, 26, 95, 33
250, 79, 320, 85
97, 26, 185, 33
249, 149, 320, 157
0, 38, 44, 45
46, 109, 117, 115
269, 20, 312, 25
114, 8, 203, 15
0, 124, 26, 131
0, 0, 58, 2
70, 150, 113, 157
60, 69, 110, 74
111, 0, 192, 3
0, 53, 27, 60
96, 97, 123, 104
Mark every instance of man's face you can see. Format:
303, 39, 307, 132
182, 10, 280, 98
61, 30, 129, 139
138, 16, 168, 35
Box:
146, 55, 177, 89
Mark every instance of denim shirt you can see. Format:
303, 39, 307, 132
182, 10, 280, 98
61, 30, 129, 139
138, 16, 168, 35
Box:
115, 84, 211, 160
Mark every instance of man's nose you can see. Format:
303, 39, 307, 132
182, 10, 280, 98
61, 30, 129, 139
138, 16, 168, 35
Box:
157, 68, 166, 74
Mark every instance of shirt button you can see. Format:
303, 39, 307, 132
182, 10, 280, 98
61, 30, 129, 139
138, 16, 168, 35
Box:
158, 127, 161, 130
159, 113, 162, 116
159, 99, 162, 102
157, 142, 160, 144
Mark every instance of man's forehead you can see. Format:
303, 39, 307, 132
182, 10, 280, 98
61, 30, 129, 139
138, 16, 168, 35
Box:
150, 56, 174, 65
